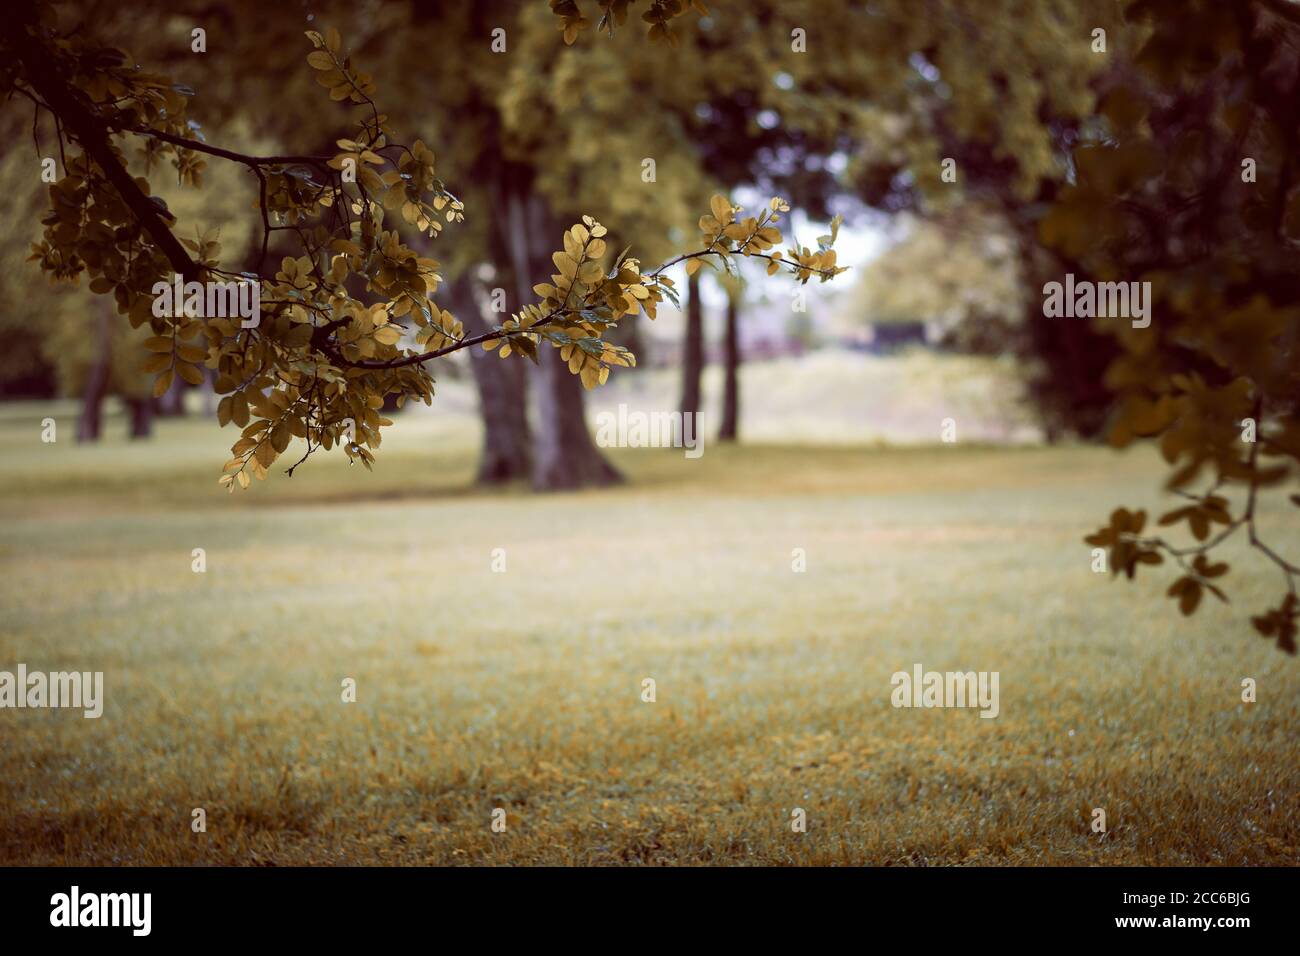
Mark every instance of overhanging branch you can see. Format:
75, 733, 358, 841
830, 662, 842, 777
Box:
16, 41, 202, 283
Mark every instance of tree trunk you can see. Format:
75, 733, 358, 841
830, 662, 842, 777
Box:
495, 178, 619, 490
402, 203, 533, 485
719, 287, 740, 442
200, 368, 216, 417
77, 306, 111, 443
126, 397, 154, 438
451, 275, 532, 483
532, 346, 622, 489
679, 271, 704, 419
155, 375, 186, 417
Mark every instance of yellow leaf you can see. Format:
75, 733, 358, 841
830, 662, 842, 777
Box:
553, 251, 577, 278
177, 362, 205, 386
141, 353, 171, 374
563, 230, 583, 260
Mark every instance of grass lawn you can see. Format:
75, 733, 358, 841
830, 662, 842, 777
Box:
0, 400, 1296, 865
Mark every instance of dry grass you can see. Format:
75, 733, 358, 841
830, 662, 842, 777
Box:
0, 400, 1296, 865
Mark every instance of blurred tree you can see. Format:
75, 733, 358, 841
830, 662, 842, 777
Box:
1065, 0, 1300, 652
841, 206, 1025, 354
678, 273, 704, 419
77, 304, 110, 441
48, 300, 156, 441
717, 273, 743, 442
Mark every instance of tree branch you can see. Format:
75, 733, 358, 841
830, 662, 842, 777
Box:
119, 124, 334, 173
16, 48, 202, 283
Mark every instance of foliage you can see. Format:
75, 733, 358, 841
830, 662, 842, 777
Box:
1072, 0, 1300, 652
0, 100, 259, 403
2, 3, 842, 489
549, 0, 707, 46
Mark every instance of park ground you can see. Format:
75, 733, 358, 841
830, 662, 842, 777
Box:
0, 354, 1297, 865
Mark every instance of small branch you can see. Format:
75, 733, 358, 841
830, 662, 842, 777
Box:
119, 125, 333, 172
333, 240, 841, 371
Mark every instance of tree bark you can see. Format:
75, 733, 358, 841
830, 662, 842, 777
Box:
531, 346, 621, 489
719, 286, 740, 442
77, 306, 112, 443
494, 177, 619, 490
126, 397, 154, 438
200, 368, 216, 417
450, 275, 532, 483
679, 271, 704, 419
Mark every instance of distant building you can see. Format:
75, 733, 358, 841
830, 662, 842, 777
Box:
854, 318, 933, 353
